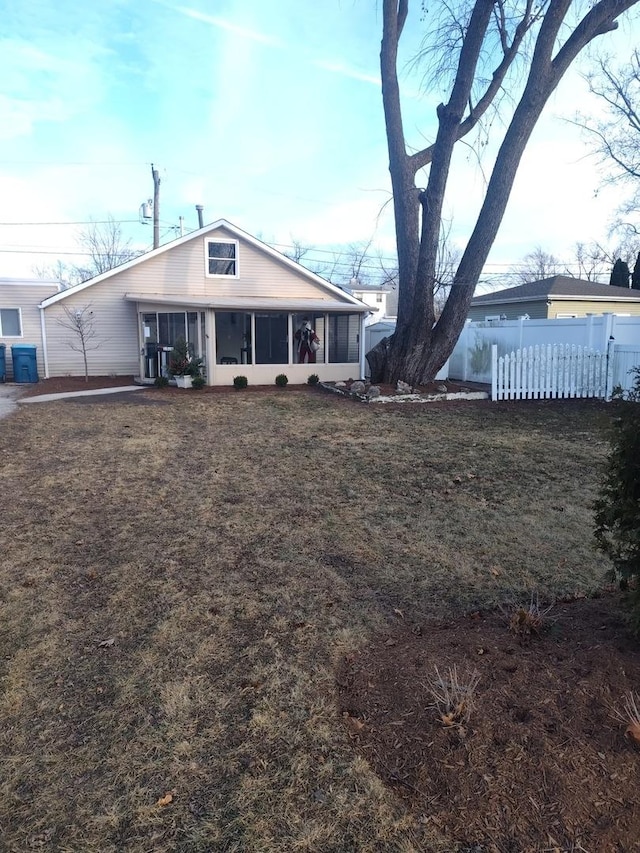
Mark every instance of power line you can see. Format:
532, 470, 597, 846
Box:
0, 219, 143, 226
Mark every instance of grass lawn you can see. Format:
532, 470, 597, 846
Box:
0, 388, 621, 851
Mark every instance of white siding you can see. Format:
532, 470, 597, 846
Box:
41, 226, 362, 377
0, 282, 59, 379
44, 290, 140, 377
104, 227, 336, 301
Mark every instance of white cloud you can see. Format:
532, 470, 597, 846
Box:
167, 4, 281, 46
313, 60, 380, 86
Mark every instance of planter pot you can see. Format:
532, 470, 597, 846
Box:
174, 375, 193, 389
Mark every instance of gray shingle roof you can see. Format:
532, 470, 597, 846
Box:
471, 275, 640, 304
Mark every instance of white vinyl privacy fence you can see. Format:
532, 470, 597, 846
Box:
449, 314, 640, 399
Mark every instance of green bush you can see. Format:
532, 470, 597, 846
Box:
191, 375, 205, 390
154, 375, 169, 388
168, 336, 203, 378
275, 373, 288, 387
307, 374, 320, 386
594, 367, 640, 627
233, 375, 248, 390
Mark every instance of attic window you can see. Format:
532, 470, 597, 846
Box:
206, 240, 238, 277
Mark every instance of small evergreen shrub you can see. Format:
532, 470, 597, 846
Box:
594, 367, 640, 627
307, 374, 319, 386
168, 336, 203, 378
191, 375, 205, 389
233, 375, 248, 390
154, 375, 169, 388
275, 373, 288, 387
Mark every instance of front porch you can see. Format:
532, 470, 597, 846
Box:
130, 296, 368, 386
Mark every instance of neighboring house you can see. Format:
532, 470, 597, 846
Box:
0, 278, 61, 379
469, 276, 640, 321
349, 284, 393, 326
15, 220, 369, 385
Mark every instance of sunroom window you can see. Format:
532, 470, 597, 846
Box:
206, 240, 237, 276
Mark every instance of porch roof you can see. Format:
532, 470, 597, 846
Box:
124, 293, 369, 313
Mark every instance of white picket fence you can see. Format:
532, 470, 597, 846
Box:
491, 343, 612, 401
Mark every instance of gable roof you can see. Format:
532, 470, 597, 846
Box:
39, 219, 367, 310
471, 275, 640, 305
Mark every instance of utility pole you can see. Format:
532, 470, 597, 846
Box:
151, 164, 161, 249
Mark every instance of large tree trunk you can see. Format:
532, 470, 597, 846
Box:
375, 0, 639, 386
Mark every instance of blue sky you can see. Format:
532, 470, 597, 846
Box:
0, 0, 638, 285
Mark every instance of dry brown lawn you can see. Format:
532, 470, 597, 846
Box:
0, 386, 630, 851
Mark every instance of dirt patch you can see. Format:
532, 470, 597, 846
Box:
337, 591, 640, 852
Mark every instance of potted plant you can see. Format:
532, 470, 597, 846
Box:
168, 337, 204, 389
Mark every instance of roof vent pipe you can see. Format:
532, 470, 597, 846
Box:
196, 205, 204, 229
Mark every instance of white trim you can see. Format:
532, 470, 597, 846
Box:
204, 237, 239, 278
124, 293, 367, 313
39, 219, 368, 310
473, 293, 640, 307
0, 306, 23, 337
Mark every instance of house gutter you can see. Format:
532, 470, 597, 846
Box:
39, 305, 50, 378
359, 313, 367, 380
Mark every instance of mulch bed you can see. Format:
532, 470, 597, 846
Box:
18, 376, 484, 401
337, 591, 640, 852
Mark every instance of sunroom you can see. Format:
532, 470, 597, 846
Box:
128, 295, 368, 386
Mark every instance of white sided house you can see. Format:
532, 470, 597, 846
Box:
0, 278, 61, 379
37, 220, 370, 385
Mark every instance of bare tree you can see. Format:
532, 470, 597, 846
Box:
34, 216, 141, 286
582, 50, 640, 221
369, 0, 640, 385
510, 246, 563, 284
571, 241, 612, 280
56, 304, 101, 381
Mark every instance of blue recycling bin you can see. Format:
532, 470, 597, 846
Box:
11, 344, 38, 383
0, 344, 5, 382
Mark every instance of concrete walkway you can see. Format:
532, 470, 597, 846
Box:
0, 384, 145, 420
18, 386, 144, 404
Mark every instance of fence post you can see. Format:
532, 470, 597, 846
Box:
462, 321, 470, 381
491, 344, 498, 401
605, 338, 616, 401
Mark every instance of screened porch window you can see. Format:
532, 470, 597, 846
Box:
215, 311, 252, 365
255, 313, 288, 364
142, 311, 202, 380
328, 313, 360, 363
292, 313, 325, 363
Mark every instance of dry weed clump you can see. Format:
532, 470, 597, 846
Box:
425, 665, 481, 729
501, 591, 554, 641
612, 691, 640, 746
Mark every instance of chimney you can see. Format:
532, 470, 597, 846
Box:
196, 205, 204, 229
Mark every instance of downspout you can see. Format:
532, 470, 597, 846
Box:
359, 312, 367, 380
39, 305, 50, 379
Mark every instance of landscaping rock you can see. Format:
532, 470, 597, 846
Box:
367, 385, 381, 399
437, 384, 448, 392
350, 380, 366, 394
397, 380, 413, 394
335, 381, 347, 388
